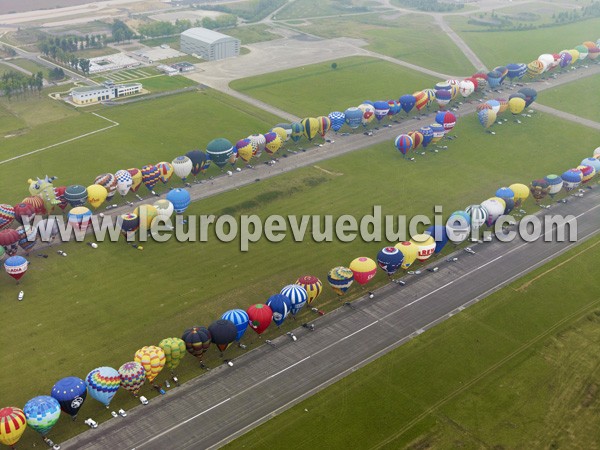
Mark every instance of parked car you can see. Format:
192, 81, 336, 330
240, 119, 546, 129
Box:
84, 418, 98, 429
139, 396, 149, 405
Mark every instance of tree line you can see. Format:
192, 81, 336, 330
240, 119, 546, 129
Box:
137, 15, 237, 39
1, 71, 43, 101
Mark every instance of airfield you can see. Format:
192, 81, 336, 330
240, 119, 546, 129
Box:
1, 0, 600, 448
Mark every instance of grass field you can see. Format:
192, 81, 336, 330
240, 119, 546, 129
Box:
4, 58, 49, 78
275, 0, 375, 20
283, 13, 475, 76
1, 105, 598, 446
138, 75, 199, 93
225, 25, 279, 44
228, 233, 600, 449
538, 73, 600, 122
139, 36, 181, 50
230, 56, 441, 117
446, 16, 600, 68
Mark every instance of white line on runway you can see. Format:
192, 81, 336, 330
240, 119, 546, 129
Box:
0, 113, 119, 165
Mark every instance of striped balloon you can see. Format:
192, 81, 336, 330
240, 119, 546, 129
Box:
23, 396, 60, 436
0, 407, 27, 447
221, 309, 250, 341
327, 266, 354, 296
94, 173, 117, 201
159, 338, 186, 371
134, 346, 166, 384
0, 204, 15, 230
118, 361, 146, 395
85, 367, 120, 407
156, 162, 174, 184
141, 165, 160, 192
296, 275, 323, 304
413, 91, 428, 111
317, 115, 331, 137
465, 204, 488, 228
280, 284, 308, 316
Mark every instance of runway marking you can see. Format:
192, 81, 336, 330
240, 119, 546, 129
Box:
135, 397, 231, 448
267, 356, 311, 379
0, 113, 119, 165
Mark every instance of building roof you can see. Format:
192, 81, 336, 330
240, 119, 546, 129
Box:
181, 27, 237, 44
71, 86, 110, 94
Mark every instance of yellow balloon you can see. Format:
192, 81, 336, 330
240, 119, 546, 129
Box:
567, 49, 580, 64
134, 204, 158, 228
301, 117, 319, 141
509, 183, 529, 206
271, 126, 288, 143
395, 241, 418, 270
87, 184, 107, 209
410, 234, 436, 262
134, 346, 165, 384
508, 97, 525, 115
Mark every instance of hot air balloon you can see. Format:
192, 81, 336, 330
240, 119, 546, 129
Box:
290, 123, 304, 142
435, 111, 456, 133
50, 377, 87, 419
127, 168, 143, 192
118, 361, 145, 396
0, 229, 21, 257
495, 187, 515, 213
94, 173, 117, 201
434, 89, 452, 109
328, 111, 346, 132
182, 326, 211, 362
266, 294, 292, 327
344, 107, 363, 129
508, 96, 526, 116
420, 126, 434, 149
23, 396, 61, 437
349, 257, 377, 285
172, 156, 193, 182
156, 162, 174, 184
28, 176, 60, 214
544, 175, 563, 198
408, 131, 423, 150
316, 115, 331, 137
159, 338, 186, 373
472, 72, 488, 89
86, 184, 107, 209
327, 266, 354, 295
518, 87, 537, 108
247, 304, 273, 335
577, 165, 595, 183
68, 206, 92, 233
582, 157, 600, 173
458, 79, 475, 97
425, 225, 449, 254
399, 94, 416, 114
134, 204, 158, 229
410, 234, 436, 262
184, 151, 207, 178
54, 188, 67, 211
165, 188, 191, 214
208, 319, 238, 353
529, 179, 550, 203
295, 275, 323, 304
465, 204, 488, 229
376, 246, 404, 276
478, 108, 496, 129
485, 99, 500, 114
270, 126, 288, 144
561, 169, 583, 191
358, 104, 375, 127
0, 204, 15, 230
141, 164, 161, 192
235, 139, 254, 163
115, 170, 133, 197
413, 91, 428, 111
509, 183, 529, 207
395, 241, 418, 269
0, 407, 27, 448
430, 123, 445, 145
4, 255, 28, 282
221, 309, 250, 342
480, 199, 505, 225
280, 284, 308, 316
13, 203, 35, 226
64, 185, 88, 208
373, 101, 390, 121
446, 210, 471, 241
299, 117, 318, 140
264, 131, 282, 155
85, 367, 120, 407
207, 138, 234, 168
120, 213, 139, 239
134, 346, 166, 384
394, 134, 413, 157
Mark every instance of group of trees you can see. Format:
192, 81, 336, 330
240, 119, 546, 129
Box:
38, 34, 107, 55
37, 40, 91, 75
111, 20, 135, 43
553, 2, 600, 23
137, 15, 237, 38
0, 71, 43, 101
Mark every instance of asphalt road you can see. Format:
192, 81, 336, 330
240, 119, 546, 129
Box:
63, 186, 600, 450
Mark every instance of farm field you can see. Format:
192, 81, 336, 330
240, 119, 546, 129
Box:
2, 57, 49, 77
282, 13, 475, 76
225, 24, 279, 44
446, 16, 600, 68
275, 0, 375, 20
230, 56, 440, 117
229, 233, 600, 449
1, 107, 598, 446
537, 73, 600, 122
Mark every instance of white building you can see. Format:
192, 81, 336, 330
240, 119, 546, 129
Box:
71, 82, 142, 105
180, 27, 240, 61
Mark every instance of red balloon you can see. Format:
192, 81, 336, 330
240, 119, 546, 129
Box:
54, 186, 68, 210
0, 229, 21, 256
246, 304, 273, 335
13, 203, 35, 225
22, 196, 46, 215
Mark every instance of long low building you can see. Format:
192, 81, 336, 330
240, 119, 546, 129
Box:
71, 82, 142, 105
180, 27, 240, 61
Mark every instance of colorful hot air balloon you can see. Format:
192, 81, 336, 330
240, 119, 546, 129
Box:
509, 183, 529, 207
358, 104, 375, 127
23, 396, 61, 437
458, 79, 474, 97
561, 169, 583, 191
115, 170, 133, 197
184, 151, 207, 178
0, 229, 21, 257
349, 257, 377, 285
134, 346, 166, 384
247, 303, 273, 335
495, 187, 515, 214
134, 204, 158, 229
64, 185, 88, 207
413, 91, 428, 111
127, 168, 143, 192
327, 266, 354, 295
478, 108, 496, 129
68, 206, 92, 233
235, 139, 254, 163
529, 179, 550, 203
28, 176, 59, 214
295, 275, 323, 304
4, 256, 28, 282
13, 203, 35, 226
172, 156, 193, 182
435, 111, 456, 133
399, 94, 416, 114
394, 134, 413, 156
94, 173, 117, 201
118, 361, 146, 396
376, 246, 404, 276
465, 204, 488, 229
270, 126, 288, 144
86, 184, 107, 209
316, 115, 331, 137
85, 367, 120, 407
544, 175, 563, 198
51, 377, 86, 419
435, 89, 452, 109
208, 319, 238, 353
156, 162, 174, 184
17, 225, 36, 253
290, 123, 304, 142
446, 210, 471, 240
221, 309, 250, 342
159, 338, 186, 372
264, 132, 282, 155
344, 107, 363, 129
120, 213, 139, 239
407, 131, 423, 150
280, 284, 308, 316
395, 241, 418, 269
301, 117, 319, 140
166, 188, 191, 214
581, 157, 600, 173
182, 326, 212, 361
518, 87, 537, 108
207, 138, 234, 169
430, 123, 445, 144
425, 225, 449, 254
577, 165, 595, 183
373, 101, 390, 121
420, 126, 434, 148
328, 111, 346, 132
410, 234, 436, 262
266, 294, 292, 327
0, 204, 15, 230
0, 407, 27, 447
141, 165, 160, 192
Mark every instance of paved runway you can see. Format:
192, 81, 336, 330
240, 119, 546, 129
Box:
63, 188, 600, 450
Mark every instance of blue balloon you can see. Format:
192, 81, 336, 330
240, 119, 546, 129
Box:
425, 225, 449, 254
266, 294, 292, 327
86, 367, 120, 407
344, 107, 363, 129
373, 101, 390, 121
24, 396, 61, 436
280, 284, 308, 316
419, 126, 434, 148
221, 309, 249, 341
387, 100, 401, 116
487, 70, 502, 88
328, 111, 346, 132
399, 94, 416, 114
51, 376, 87, 418
376, 246, 404, 276
166, 188, 191, 214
